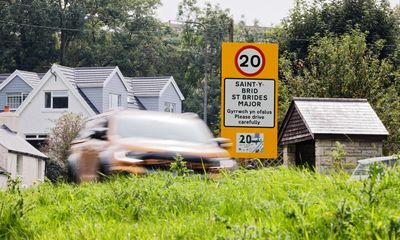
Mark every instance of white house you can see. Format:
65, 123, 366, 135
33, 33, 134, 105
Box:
1, 65, 186, 149
15, 64, 131, 146
0, 125, 47, 188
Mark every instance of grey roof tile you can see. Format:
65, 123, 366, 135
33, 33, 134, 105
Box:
293, 97, 388, 136
0, 125, 47, 159
56, 65, 76, 86
75, 67, 116, 85
17, 70, 41, 87
126, 76, 171, 97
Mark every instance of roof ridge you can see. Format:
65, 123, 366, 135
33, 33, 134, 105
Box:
127, 76, 171, 79
293, 97, 367, 102
16, 70, 39, 74
75, 66, 117, 70
54, 64, 75, 70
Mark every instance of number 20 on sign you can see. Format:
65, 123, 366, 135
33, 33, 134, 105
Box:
220, 42, 278, 159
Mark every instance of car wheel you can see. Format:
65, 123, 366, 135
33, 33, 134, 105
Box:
98, 151, 112, 180
67, 155, 80, 183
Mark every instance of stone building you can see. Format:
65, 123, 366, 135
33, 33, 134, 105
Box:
279, 98, 388, 173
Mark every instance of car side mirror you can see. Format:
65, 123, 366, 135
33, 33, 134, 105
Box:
213, 137, 232, 149
90, 128, 107, 140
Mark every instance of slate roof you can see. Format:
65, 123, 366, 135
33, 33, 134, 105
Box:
75, 67, 116, 86
17, 70, 41, 87
282, 98, 389, 137
55, 65, 76, 85
0, 125, 48, 159
126, 76, 171, 97
0, 70, 41, 90
56, 65, 118, 87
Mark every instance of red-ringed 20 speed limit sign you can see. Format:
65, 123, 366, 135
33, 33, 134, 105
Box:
235, 45, 266, 77
220, 42, 278, 159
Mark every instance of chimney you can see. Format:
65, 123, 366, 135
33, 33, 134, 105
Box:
3, 105, 10, 112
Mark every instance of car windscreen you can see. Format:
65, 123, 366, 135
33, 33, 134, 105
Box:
114, 114, 214, 144
353, 158, 399, 176
353, 163, 370, 176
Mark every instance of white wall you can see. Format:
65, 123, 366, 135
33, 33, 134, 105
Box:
0, 175, 7, 189
0, 112, 19, 132
17, 155, 45, 186
0, 145, 9, 188
0, 144, 45, 187
0, 145, 8, 169
18, 74, 93, 136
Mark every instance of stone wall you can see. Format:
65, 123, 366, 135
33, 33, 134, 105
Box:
282, 136, 384, 173
283, 144, 296, 167
315, 137, 383, 173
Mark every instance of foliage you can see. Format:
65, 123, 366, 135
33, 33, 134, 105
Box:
280, 30, 400, 153
0, 168, 399, 239
42, 113, 84, 181
331, 142, 347, 172
280, 0, 399, 59
375, 86, 400, 154
170, 154, 192, 176
0, 0, 59, 72
175, 0, 234, 130
0, 177, 32, 240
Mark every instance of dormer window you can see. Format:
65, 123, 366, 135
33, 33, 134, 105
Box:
164, 102, 176, 112
109, 93, 121, 110
44, 91, 68, 109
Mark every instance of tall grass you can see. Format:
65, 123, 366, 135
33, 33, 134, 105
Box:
1, 167, 399, 239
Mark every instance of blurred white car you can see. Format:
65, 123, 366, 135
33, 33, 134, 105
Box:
350, 156, 398, 180
68, 110, 236, 183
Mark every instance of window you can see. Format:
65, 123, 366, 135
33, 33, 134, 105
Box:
16, 155, 22, 175
44, 91, 68, 109
164, 102, 176, 112
6, 92, 28, 110
25, 134, 47, 140
109, 94, 121, 110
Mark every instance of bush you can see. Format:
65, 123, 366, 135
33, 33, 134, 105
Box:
42, 113, 84, 182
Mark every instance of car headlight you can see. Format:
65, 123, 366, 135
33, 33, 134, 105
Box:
213, 158, 237, 169
219, 160, 236, 168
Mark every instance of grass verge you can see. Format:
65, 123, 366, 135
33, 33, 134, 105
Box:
1, 167, 400, 239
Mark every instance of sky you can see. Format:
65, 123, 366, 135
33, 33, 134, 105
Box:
157, 0, 400, 27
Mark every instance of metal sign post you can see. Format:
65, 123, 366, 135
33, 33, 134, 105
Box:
220, 42, 278, 159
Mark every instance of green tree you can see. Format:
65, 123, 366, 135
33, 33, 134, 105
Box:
280, 0, 399, 59
177, 0, 233, 130
280, 30, 399, 153
52, 0, 86, 65
0, 0, 59, 72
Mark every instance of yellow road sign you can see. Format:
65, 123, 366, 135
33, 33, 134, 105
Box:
220, 42, 278, 159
